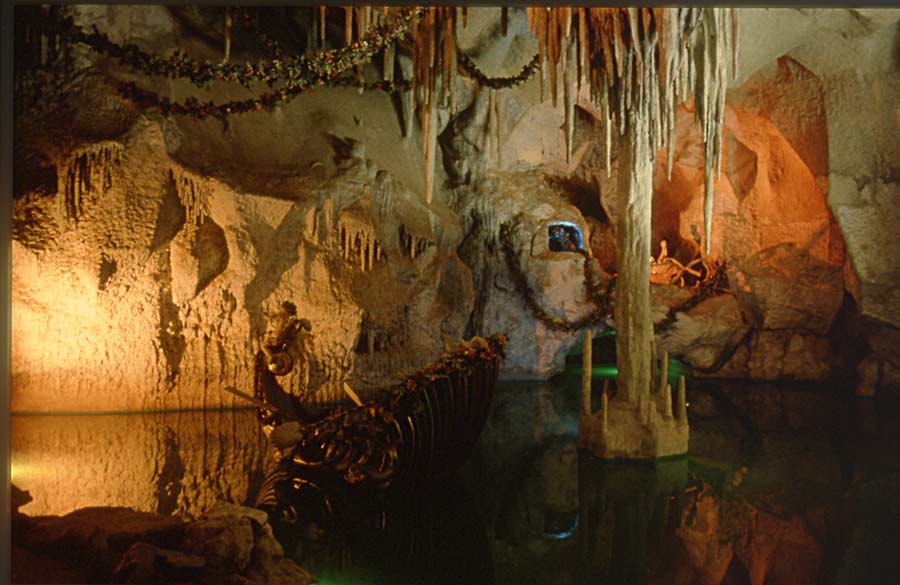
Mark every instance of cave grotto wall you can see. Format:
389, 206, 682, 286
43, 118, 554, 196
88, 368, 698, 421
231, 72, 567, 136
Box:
11, 7, 900, 413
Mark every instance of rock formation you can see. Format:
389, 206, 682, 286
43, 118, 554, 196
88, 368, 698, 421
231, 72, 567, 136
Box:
12, 499, 315, 585
10, 6, 900, 410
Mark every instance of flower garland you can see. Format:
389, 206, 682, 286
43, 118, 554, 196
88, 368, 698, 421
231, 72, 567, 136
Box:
23, 6, 542, 120
54, 7, 424, 90
118, 9, 422, 119
456, 50, 540, 89
20, 6, 425, 119
116, 75, 414, 120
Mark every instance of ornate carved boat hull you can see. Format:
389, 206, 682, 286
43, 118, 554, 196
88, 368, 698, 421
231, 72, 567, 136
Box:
253, 334, 507, 518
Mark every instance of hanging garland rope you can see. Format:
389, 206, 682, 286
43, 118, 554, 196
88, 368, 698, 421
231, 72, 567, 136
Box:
654, 263, 729, 332
26, 7, 425, 119
456, 50, 540, 89
33, 7, 537, 120
500, 223, 614, 333
500, 222, 729, 335
47, 7, 423, 89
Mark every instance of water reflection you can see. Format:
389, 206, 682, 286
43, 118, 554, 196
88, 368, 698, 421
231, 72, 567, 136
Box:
10, 376, 900, 584
11, 408, 272, 517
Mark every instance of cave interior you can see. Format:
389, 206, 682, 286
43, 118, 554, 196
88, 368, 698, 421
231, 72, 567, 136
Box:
8, 5, 900, 585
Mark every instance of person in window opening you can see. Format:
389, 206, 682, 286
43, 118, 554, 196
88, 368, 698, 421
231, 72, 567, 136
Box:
549, 224, 579, 252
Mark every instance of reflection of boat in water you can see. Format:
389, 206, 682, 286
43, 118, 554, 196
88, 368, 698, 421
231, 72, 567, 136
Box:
231, 302, 507, 521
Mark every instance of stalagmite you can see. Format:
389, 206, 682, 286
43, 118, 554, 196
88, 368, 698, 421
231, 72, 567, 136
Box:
600, 380, 609, 431
675, 375, 688, 424
613, 116, 654, 404
581, 330, 592, 418
657, 350, 668, 395
552, 6, 735, 458
663, 384, 673, 419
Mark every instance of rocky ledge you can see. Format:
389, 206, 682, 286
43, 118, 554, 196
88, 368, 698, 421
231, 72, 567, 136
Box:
12, 485, 314, 585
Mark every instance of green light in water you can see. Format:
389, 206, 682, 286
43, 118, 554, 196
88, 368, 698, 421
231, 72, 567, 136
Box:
591, 366, 618, 378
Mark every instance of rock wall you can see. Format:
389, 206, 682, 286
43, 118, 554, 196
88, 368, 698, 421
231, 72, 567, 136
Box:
12, 112, 473, 411
11, 7, 900, 412
729, 9, 900, 395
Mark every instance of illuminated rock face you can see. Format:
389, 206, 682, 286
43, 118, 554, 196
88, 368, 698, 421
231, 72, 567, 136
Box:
647, 97, 846, 381
11, 6, 900, 413
11, 117, 475, 412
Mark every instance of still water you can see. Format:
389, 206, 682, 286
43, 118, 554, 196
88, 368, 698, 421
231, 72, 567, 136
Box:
11, 369, 900, 585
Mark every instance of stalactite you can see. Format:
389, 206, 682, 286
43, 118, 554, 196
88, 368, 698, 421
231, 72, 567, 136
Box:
59, 143, 123, 224
383, 41, 395, 82
398, 224, 432, 261
731, 8, 739, 80
444, 8, 456, 113
170, 166, 211, 230
423, 98, 437, 206
401, 87, 414, 139
528, 7, 735, 254
564, 37, 576, 164
407, 7, 454, 205
223, 8, 232, 63
495, 89, 504, 169
486, 88, 496, 159
577, 8, 587, 92
602, 77, 611, 177
344, 6, 353, 46
338, 220, 381, 272
355, 7, 367, 85
691, 8, 732, 254
548, 8, 559, 107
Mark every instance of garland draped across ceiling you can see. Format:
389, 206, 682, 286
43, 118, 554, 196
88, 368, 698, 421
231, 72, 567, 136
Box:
18, 6, 736, 249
